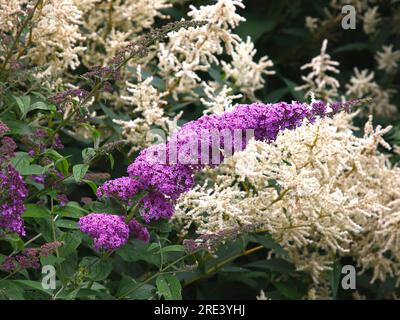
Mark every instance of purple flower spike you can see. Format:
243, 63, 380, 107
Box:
139, 192, 174, 223
79, 213, 130, 250
96, 177, 141, 202
128, 219, 150, 243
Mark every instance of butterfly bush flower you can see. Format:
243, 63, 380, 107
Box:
139, 192, 174, 223
0, 242, 63, 272
128, 145, 195, 199
96, 177, 142, 202
128, 220, 150, 243
88, 99, 352, 250
0, 125, 28, 236
79, 214, 130, 250
127, 100, 346, 200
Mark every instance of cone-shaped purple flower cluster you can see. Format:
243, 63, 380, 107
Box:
79, 213, 150, 250
80, 100, 350, 249
0, 165, 28, 235
79, 213, 130, 250
0, 121, 28, 236
127, 101, 340, 201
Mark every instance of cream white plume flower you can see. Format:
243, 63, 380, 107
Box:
201, 83, 242, 115
305, 16, 319, 32
345, 68, 397, 116
157, 0, 274, 99
174, 113, 400, 288
221, 36, 275, 98
362, 6, 381, 35
375, 45, 400, 74
296, 39, 340, 102
115, 66, 179, 155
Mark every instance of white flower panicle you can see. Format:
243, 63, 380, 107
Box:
115, 66, 179, 155
157, 0, 274, 99
30, 0, 85, 78
345, 68, 397, 116
174, 113, 400, 287
201, 83, 242, 115
80, 0, 171, 66
305, 16, 319, 32
296, 39, 340, 102
0, 0, 85, 78
362, 6, 381, 35
375, 45, 400, 74
221, 37, 275, 98
0, 0, 28, 33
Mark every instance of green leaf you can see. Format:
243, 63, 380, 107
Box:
12, 280, 52, 296
18, 164, 47, 175
117, 240, 160, 267
13, 95, 31, 119
11, 152, 33, 171
57, 202, 88, 218
13, 95, 56, 119
82, 147, 96, 163
74, 288, 116, 300
331, 42, 370, 55
220, 266, 251, 273
56, 219, 79, 230
81, 257, 113, 281
159, 245, 185, 253
22, 204, 50, 219
29, 101, 56, 112
245, 259, 295, 274
273, 281, 303, 300
108, 154, 115, 170
329, 261, 342, 299
72, 164, 89, 182
44, 149, 69, 176
266, 87, 290, 103
0, 281, 25, 300
1, 233, 24, 252
250, 234, 289, 258
3, 120, 33, 135
59, 231, 82, 257
156, 274, 182, 300
83, 179, 97, 194
117, 275, 156, 300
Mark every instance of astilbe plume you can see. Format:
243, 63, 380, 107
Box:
174, 111, 400, 293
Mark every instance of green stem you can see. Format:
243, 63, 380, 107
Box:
183, 245, 264, 287
117, 249, 200, 300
